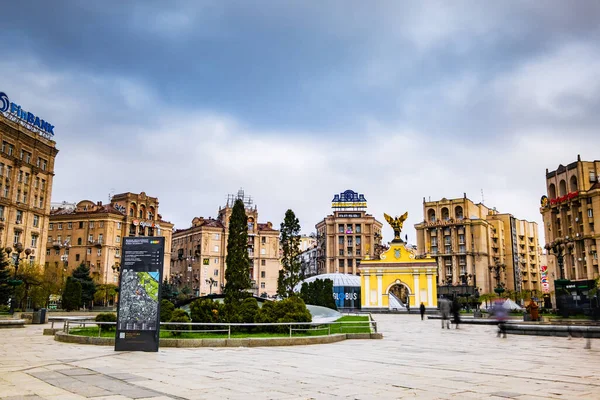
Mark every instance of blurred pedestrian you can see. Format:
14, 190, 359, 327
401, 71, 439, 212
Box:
491, 299, 508, 338
452, 297, 461, 329
526, 298, 539, 321
439, 297, 450, 329
420, 302, 426, 320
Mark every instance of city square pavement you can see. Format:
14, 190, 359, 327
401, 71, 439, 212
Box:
0, 314, 598, 400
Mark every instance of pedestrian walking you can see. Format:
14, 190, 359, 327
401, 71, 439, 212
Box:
491, 300, 507, 338
420, 302, 426, 320
452, 297, 461, 329
439, 297, 450, 329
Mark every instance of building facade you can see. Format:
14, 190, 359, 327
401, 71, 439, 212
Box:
0, 107, 58, 267
170, 190, 281, 297
45, 193, 173, 284
414, 194, 541, 295
315, 190, 383, 275
298, 245, 318, 278
540, 155, 600, 282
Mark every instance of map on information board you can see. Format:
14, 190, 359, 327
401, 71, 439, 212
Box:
117, 269, 160, 331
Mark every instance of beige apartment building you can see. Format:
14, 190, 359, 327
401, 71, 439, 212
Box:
315, 190, 383, 275
170, 190, 280, 297
45, 192, 173, 284
0, 109, 58, 266
414, 194, 541, 295
540, 155, 600, 282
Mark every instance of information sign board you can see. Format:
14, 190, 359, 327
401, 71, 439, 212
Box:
115, 237, 164, 352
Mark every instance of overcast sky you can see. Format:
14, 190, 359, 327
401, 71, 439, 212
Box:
1, 1, 599, 243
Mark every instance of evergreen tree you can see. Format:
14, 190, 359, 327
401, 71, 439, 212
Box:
62, 277, 82, 311
0, 248, 12, 308
71, 264, 96, 308
161, 279, 177, 302
223, 199, 251, 304
277, 209, 302, 298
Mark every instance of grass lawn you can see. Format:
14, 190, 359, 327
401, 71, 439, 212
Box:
68, 316, 372, 338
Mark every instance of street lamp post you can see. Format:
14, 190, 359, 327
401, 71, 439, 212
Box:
6, 243, 31, 314
545, 238, 570, 315
544, 239, 565, 280
205, 277, 216, 295
489, 258, 506, 297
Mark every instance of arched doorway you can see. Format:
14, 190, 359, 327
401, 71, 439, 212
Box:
388, 282, 410, 309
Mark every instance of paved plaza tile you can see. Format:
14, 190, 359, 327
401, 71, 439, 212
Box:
0, 314, 598, 399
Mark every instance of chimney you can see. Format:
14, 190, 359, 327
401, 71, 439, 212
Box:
97, 201, 102, 206
577, 154, 581, 161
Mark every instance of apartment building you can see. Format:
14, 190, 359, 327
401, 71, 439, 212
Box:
170, 190, 280, 297
415, 194, 541, 295
0, 102, 58, 266
315, 190, 383, 275
540, 155, 600, 282
45, 192, 173, 284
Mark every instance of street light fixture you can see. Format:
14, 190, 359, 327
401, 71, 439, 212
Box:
6, 243, 31, 314
205, 277, 216, 295
489, 258, 506, 296
544, 238, 566, 281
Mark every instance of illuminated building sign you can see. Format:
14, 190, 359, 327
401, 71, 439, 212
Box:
548, 191, 578, 206
332, 190, 367, 209
338, 213, 361, 218
0, 91, 55, 138
132, 219, 161, 229
540, 265, 549, 293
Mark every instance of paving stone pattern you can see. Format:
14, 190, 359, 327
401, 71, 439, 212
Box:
0, 314, 598, 399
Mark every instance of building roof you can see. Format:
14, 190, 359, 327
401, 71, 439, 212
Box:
295, 273, 361, 291
258, 222, 278, 232
174, 217, 225, 234
50, 202, 125, 217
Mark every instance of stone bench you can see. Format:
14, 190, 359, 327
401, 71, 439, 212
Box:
503, 324, 600, 338
0, 319, 26, 328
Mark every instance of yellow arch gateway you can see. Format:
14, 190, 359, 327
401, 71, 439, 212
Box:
359, 213, 438, 311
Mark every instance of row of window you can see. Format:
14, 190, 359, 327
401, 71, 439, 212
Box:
1, 141, 48, 170
48, 233, 120, 245
47, 247, 116, 257
427, 206, 464, 222
338, 259, 360, 268
0, 207, 42, 227
10, 230, 39, 247
338, 236, 362, 245
338, 224, 362, 234
15, 170, 47, 188
49, 221, 120, 230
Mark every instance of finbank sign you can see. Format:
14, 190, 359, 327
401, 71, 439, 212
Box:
0, 91, 55, 138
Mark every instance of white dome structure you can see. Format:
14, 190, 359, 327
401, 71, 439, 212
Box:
294, 273, 360, 292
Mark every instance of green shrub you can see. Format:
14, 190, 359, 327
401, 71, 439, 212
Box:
95, 312, 117, 331
256, 296, 312, 333
62, 277, 82, 311
189, 299, 224, 323
238, 298, 259, 323
168, 309, 191, 337
160, 299, 175, 322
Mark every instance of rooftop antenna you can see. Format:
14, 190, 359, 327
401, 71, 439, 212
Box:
108, 188, 115, 203
481, 189, 485, 204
